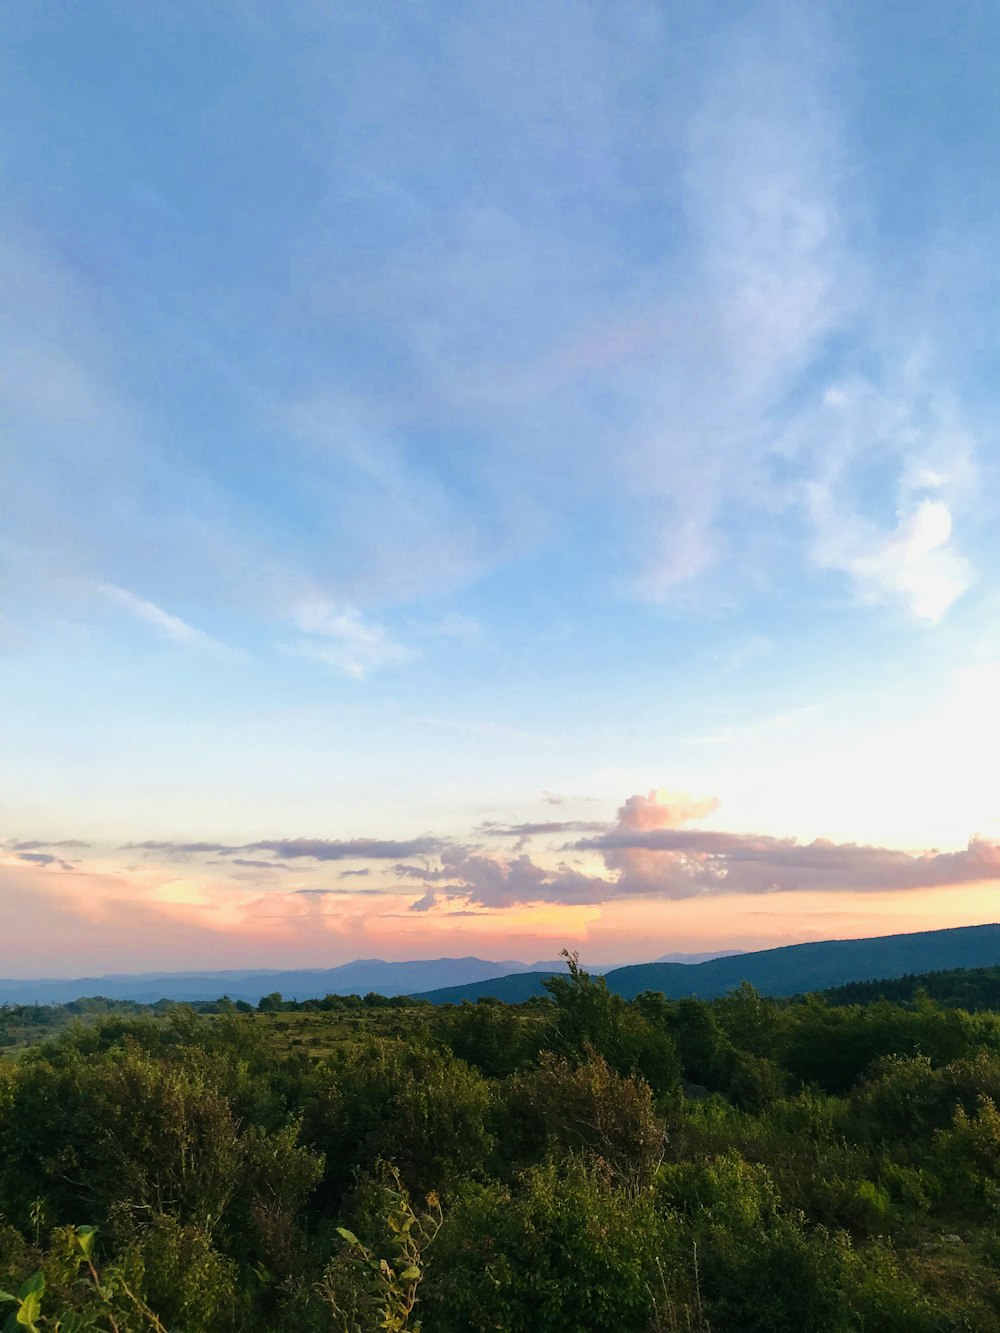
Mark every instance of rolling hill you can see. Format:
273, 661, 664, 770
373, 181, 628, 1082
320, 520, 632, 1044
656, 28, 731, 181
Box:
413, 922, 1000, 1004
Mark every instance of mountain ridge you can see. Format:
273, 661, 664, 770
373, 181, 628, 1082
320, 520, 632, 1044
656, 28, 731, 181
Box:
0, 950, 743, 1006
0, 955, 591, 1005
411, 923, 1000, 1004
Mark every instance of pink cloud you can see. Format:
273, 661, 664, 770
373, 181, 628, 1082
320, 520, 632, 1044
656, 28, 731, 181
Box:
616, 788, 721, 831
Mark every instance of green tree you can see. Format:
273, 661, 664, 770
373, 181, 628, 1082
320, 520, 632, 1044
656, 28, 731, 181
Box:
543, 952, 680, 1096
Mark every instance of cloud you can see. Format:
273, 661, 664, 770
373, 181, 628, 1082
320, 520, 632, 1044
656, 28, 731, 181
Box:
616, 790, 720, 831
623, 10, 981, 616
841, 500, 972, 623
281, 595, 415, 679
801, 374, 977, 621
97, 583, 225, 650
122, 836, 446, 862
249, 837, 445, 861
2, 3, 988, 664
479, 819, 609, 848
626, 8, 851, 597
15, 851, 75, 870
587, 828, 1000, 898
278, 4, 872, 611
13, 779, 1000, 954
391, 788, 1000, 908
577, 792, 1000, 899
82, 780, 1000, 912
290, 887, 397, 897
399, 847, 611, 911
405, 814, 1000, 910
11, 839, 92, 851
122, 841, 242, 856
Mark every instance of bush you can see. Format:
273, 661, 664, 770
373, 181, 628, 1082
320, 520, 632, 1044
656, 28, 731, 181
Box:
426, 1159, 657, 1333
305, 1038, 492, 1200
496, 1050, 665, 1193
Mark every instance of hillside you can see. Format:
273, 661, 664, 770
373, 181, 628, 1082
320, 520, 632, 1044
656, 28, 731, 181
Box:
821, 963, 1000, 1010
414, 922, 1000, 1003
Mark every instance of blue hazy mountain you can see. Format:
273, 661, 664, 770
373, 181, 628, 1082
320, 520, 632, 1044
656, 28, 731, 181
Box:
412, 924, 1000, 1004
655, 950, 744, 964
0, 957, 577, 1005
0, 950, 740, 1006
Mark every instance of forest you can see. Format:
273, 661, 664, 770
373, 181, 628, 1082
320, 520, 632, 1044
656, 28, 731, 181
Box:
4, 956, 1000, 1330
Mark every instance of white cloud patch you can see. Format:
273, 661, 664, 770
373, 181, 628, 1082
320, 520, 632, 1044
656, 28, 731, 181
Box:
800, 374, 977, 621
97, 584, 225, 650
625, 10, 981, 616
833, 499, 971, 623
282, 594, 415, 679
617, 789, 721, 832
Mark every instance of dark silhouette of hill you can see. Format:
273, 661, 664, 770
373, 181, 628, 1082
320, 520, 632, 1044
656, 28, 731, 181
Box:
413, 923, 1000, 1004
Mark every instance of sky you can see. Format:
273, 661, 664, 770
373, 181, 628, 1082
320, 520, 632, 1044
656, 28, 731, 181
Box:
2, 0, 1000, 977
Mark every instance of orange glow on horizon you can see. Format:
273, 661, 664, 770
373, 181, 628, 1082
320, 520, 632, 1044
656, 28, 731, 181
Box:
2, 847, 1000, 976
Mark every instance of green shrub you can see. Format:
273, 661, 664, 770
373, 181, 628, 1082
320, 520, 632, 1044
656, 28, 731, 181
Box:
306, 1038, 492, 1200
495, 1050, 665, 1193
426, 1159, 657, 1333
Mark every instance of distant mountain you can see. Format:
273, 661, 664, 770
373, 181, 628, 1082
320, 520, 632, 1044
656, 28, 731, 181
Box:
416, 971, 561, 1005
11, 925, 998, 1008
413, 923, 1000, 1005
655, 950, 744, 964
0, 956, 605, 1006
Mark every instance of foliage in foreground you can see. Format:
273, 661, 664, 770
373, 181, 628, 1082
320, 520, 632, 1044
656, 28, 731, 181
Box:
5, 959, 1000, 1328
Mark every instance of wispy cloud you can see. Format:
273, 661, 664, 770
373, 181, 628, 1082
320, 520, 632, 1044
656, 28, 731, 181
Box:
11, 839, 92, 851
1, 6, 988, 646
97, 584, 226, 650
290, 886, 397, 897
123, 836, 446, 862
478, 819, 610, 851
251, 837, 445, 861
801, 374, 977, 621
281, 595, 415, 679
623, 9, 979, 618
15, 851, 76, 871
480, 820, 609, 837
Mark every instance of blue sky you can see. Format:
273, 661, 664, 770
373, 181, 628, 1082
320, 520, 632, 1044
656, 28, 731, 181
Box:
2, 1, 1000, 973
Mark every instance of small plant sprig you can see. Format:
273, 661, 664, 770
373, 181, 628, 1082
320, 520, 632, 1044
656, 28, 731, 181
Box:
322, 1163, 443, 1333
0, 1225, 168, 1333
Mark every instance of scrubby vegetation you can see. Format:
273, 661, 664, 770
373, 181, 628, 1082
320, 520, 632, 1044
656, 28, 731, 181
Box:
6, 956, 1000, 1328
